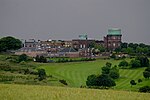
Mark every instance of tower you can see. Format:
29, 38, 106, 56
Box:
104, 28, 122, 51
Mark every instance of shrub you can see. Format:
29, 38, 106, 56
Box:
38, 69, 46, 81
138, 79, 142, 83
130, 80, 136, 87
130, 60, 141, 68
18, 54, 28, 62
59, 79, 68, 85
118, 60, 129, 67
139, 86, 150, 93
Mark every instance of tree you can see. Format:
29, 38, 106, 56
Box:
118, 60, 129, 67
136, 56, 149, 67
130, 60, 141, 68
109, 66, 120, 79
130, 80, 136, 87
138, 79, 142, 83
0, 36, 22, 52
18, 54, 28, 62
139, 86, 150, 93
97, 74, 116, 87
143, 71, 150, 79
38, 69, 46, 81
86, 74, 98, 86
121, 42, 128, 49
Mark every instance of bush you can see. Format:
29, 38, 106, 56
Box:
18, 54, 28, 62
130, 80, 136, 87
139, 86, 150, 93
138, 79, 142, 83
130, 60, 141, 68
38, 69, 46, 81
118, 60, 129, 67
59, 79, 68, 85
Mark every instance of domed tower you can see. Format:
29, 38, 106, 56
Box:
104, 28, 122, 51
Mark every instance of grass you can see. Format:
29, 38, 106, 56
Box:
0, 84, 150, 100
39, 58, 150, 91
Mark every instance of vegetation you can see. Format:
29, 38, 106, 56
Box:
1, 84, 150, 100
139, 86, 150, 93
0, 36, 22, 52
130, 80, 137, 87
143, 67, 150, 79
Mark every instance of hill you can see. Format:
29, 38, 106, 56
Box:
0, 84, 150, 100
39, 59, 150, 91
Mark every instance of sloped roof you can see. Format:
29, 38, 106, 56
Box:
59, 47, 77, 53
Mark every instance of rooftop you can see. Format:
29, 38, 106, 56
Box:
107, 28, 121, 35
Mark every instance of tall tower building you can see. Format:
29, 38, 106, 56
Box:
104, 28, 122, 50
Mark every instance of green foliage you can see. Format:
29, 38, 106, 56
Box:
35, 55, 47, 63
109, 70, 120, 79
86, 74, 98, 86
97, 74, 116, 87
59, 79, 68, 85
143, 71, 150, 79
102, 66, 111, 74
139, 86, 150, 93
18, 54, 28, 62
0, 36, 22, 52
38, 69, 46, 81
130, 80, 136, 86
130, 60, 141, 68
135, 56, 149, 67
118, 60, 129, 68
138, 79, 142, 83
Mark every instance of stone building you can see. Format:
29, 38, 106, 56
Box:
104, 28, 122, 50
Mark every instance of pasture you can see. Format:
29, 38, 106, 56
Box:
0, 84, 150, 100
39, 58, 150, 91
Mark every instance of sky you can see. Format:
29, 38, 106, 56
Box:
0, 0, 150, 44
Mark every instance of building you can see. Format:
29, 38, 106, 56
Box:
104, 28, 122, 50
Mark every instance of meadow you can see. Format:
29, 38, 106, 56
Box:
0, 84, 150, 100
39, 58, 150, 91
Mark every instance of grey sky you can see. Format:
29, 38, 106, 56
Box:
0, 0, 150, 44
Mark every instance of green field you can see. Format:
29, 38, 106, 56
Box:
0, 84, 150, 100
39, 59, 150, 91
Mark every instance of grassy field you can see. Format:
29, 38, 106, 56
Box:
0, 84, 150, 100
39, 58, 150, 91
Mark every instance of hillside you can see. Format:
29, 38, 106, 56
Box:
0, 84, 150, 100
39, 59, 150, 91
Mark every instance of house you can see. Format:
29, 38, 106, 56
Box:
58, 47, 79, 58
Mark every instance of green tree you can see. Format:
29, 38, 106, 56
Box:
18, 54, 28, 62
130, 80, 136, 87
38, 69, 46, 81
118, 60, 129, 67
136, 56, 149, 67
130, 60, 141, 68
138, 79, 142, 83
86, 74, 98, 86
97, 74, 116, 88
121, 42, 128, 48
139, 86, 150, 93
109, 66, 120, 79
0, 36, 22, 52
143, 71, 150, 79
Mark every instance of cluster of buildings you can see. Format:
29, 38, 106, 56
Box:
15, 28, 122, 58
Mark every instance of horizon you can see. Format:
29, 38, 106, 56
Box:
0, 0, 150, 44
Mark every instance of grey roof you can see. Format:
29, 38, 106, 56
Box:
16, 47, 45, 52
59, 47, 77, 53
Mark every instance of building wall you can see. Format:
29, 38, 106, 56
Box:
104, 35, 122, 50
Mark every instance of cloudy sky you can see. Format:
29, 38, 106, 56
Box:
0, 0, 150, 44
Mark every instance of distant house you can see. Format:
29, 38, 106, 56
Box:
15, 47, 47, 57
58, 47, 79, 58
